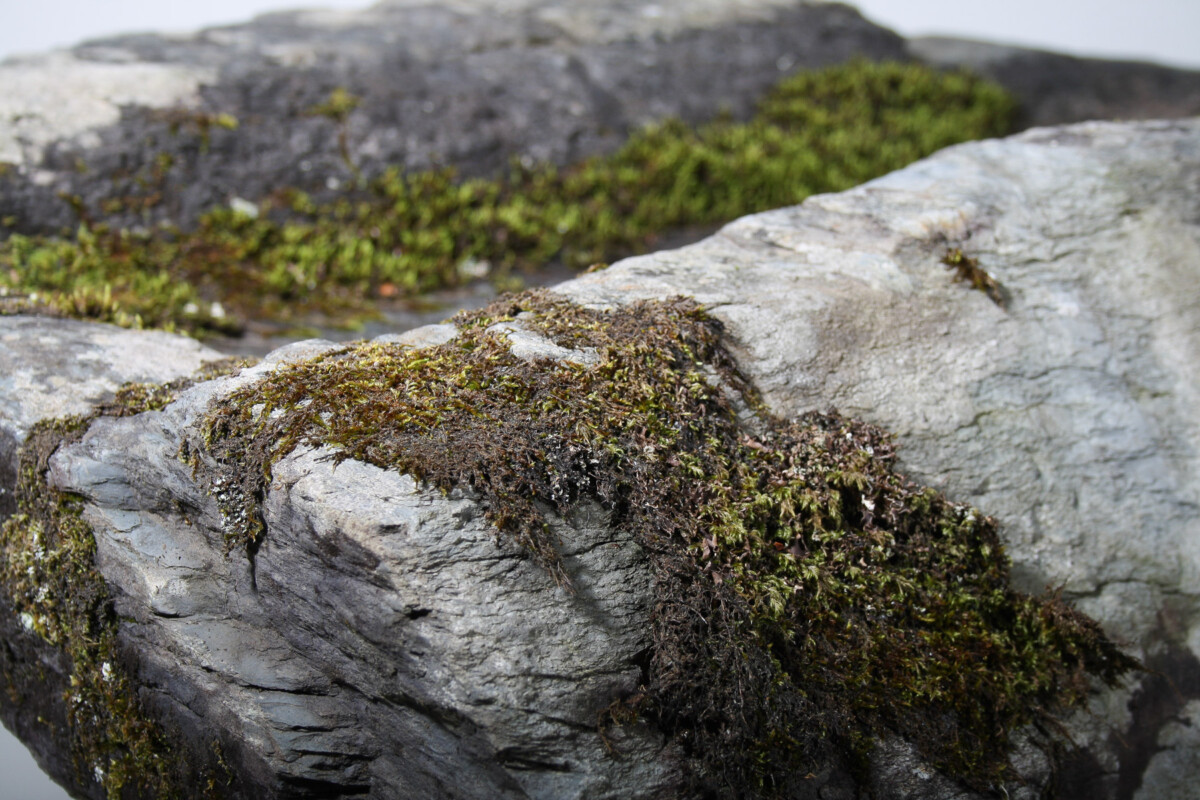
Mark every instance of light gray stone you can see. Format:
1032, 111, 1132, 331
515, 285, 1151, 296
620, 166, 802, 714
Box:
486, 319, 600, 366
374, 322, 460, 349
1135, 699, 1200, 800
556, 116, 1200, 795
4, 116, 1200, 797
0, 316, 225, 518
0, 51, 215, 165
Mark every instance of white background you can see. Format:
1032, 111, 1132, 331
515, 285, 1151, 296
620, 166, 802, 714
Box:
0, 0, 1198, 66
0, 1, 1197, 797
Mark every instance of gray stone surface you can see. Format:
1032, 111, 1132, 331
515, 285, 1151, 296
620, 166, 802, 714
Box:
910, 36, 1200, 129
0, 0, 907, 234
0, 317, 226, 795
1135, 699, 1200, 800
3, 1, 1199, 240
32, 330, 677, 798
557, 116, 1200, 798
0, 316, 224, 516
3, 116, 1200, 797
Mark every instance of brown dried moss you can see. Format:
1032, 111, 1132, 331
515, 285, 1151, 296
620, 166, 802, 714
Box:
192, 291, 1138, 797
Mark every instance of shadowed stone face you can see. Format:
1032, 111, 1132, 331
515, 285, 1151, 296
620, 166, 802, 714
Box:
0, 116, 1197, 798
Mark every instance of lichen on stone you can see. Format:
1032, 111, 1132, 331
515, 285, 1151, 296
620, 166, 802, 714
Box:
192, 290, 1138, 796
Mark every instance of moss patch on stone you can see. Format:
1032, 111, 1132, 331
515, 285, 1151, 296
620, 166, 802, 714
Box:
943, 247, 1008, 308
0, 358, 253, 799
192, 290, 1137, 796
0, 61, 1016, 337
0, 415, 162, 798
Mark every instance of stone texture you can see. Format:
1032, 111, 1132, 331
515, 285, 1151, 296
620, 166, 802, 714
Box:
1135, 699, 1200, 800
0, 0, 907, 234
557, 116, 1200, 798
0, 317, 226, 795
3, 115, 1200, 796
0, 316, 224, 517
910, 36, 1200, 129
27, 332, 676, 799
6, 0, 1198, 240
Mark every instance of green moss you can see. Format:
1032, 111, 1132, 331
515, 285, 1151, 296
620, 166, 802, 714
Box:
943, 247, 1008, 308
192, 290, 1137, 796
0, 416, 171, 798
0, 61, 1016, 337
0, 358, 255, 799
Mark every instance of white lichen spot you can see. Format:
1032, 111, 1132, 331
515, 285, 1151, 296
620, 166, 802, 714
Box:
101, 661, 113, 681
229, 196, 259, 218
18, 611, 34, 632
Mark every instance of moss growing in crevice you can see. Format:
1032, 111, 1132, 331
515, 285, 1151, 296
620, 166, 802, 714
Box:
0, 61, 1016, 337
192, 290, 1138, 796
0, 357, 254, 799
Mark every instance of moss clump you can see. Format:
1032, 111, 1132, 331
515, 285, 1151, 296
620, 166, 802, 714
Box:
0, 416, 173, 798
0, 358, 253, 799
0, 61, 1016, 337
943, 247, 1008, 308
193, 290, 1137, 796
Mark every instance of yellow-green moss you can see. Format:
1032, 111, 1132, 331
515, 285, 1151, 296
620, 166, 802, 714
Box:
0, 61, 1017, 337
193, 290, 1137, 796
943, 247, 1008, 308
0, 416, 172, 798
0, 358, 254, 799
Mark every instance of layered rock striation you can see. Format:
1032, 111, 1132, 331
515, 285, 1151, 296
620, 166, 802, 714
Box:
0, 114, 1197, 798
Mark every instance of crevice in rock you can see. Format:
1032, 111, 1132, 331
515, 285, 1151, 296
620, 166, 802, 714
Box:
1113, 641, 1200, 800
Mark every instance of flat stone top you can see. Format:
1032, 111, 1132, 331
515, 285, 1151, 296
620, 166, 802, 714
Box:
0, 0, 900, 234
0, 315, 224, 442
558, 117, 1200, 615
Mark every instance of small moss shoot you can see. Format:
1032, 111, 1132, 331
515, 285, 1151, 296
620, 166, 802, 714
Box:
192, 291, 1137, 796
0, 61, 1017, 337
0, 357, 255, 799
943, 247, 1008, 308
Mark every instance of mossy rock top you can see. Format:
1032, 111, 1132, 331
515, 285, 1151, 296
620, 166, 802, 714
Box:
187, 290, 1135, 795
2, 116, 1197, 799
